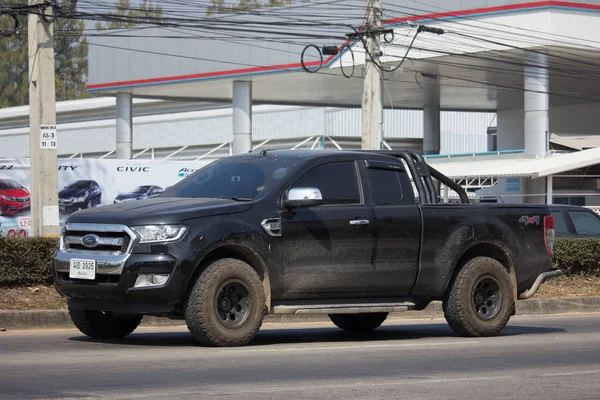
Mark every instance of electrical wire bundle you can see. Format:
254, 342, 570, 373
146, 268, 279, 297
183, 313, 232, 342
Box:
1, 0, 599, 103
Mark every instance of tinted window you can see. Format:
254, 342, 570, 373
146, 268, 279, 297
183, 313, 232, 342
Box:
292, 161, 361, 205
367, 168, 414, 205
551, 211, 569, 234
133, 186, 151, 193
164, 155, 300, 201
569, 211, 600, 236
67, 181, 91, 190
0, 179, 23, 190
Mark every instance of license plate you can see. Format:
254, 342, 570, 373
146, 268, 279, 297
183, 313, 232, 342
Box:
69, 259, 96, 280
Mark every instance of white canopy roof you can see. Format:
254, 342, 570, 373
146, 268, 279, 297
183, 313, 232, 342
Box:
426, 147, 600, 179
550, 133, 600, 151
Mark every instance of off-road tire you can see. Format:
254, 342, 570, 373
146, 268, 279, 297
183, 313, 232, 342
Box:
185, 258, 265, 347
329, 312, 388, 332
69, 309, 143, 339
443, 256, 514, 337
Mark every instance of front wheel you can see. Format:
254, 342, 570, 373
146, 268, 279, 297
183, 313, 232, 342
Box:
185, 258, 265, 347
69, 309, 143, 339
443, 256, 514, 337
329, 313, 388, 332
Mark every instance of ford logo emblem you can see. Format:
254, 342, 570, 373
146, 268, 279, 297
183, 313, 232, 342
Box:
81, 234, 100, 248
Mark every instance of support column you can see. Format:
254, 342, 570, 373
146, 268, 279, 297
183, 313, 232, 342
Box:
523, 53, 549, 203
423, 104, 441, 154
496, 109, 524, 151
524, 53, 549, 157
116, 93, 133, 159
422, 74, 441, 155
232, 81, 252, 155
547, 176, 553, 205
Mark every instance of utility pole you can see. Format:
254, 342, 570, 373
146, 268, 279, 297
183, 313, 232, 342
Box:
28, 0, 59, 237
361, 0, 383, 150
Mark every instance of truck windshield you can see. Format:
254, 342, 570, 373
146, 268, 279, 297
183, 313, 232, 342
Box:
164, 155, 300, 201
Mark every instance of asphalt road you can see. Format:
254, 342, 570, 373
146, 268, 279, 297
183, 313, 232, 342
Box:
1, 314, 600, 400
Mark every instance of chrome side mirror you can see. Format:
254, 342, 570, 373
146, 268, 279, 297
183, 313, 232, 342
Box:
283, 187, 324, 209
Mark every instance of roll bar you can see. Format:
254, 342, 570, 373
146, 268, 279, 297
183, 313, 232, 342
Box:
358, 150, 470, 204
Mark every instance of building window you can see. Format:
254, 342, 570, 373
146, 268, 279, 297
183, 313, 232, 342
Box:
553, 196, 585, 207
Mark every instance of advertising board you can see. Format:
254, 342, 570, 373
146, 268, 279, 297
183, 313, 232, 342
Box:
0, 158, 212, 237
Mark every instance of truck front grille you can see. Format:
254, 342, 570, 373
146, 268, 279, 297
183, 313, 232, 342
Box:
62, 224, 136, 255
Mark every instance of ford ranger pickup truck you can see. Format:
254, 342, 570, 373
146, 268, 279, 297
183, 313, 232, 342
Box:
53, 150, 561, 346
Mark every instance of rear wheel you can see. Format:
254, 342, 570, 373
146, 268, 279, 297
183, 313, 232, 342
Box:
329, 313, 388, 332
185, 258, 265, 347
443, 256, 514, 337
69, 309, 142, 339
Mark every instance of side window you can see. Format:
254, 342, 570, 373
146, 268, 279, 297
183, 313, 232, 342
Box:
292, 161, 361, 205
367, 168, 414, 206
568, 211, 600, 236
551, 211, 569, 234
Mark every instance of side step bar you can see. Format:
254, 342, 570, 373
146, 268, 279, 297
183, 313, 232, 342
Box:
272, 302, 416, 315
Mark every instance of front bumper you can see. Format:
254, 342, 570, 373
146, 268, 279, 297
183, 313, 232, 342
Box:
0, 200, 30, 214
53, 250, 185, 313
59, 201, 85, 213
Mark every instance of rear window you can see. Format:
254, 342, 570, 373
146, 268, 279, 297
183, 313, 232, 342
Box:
568, 210, 600, 236
367, 168, 414, 206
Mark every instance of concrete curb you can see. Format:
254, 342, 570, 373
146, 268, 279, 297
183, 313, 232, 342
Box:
1, 297, 599, 331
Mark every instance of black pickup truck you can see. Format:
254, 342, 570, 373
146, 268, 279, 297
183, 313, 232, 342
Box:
53, 150, 561, 346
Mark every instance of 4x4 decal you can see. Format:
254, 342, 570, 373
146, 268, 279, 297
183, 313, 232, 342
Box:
519, 215, 540, 225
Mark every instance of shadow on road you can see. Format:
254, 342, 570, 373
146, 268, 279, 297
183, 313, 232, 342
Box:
67, 320, 564, 348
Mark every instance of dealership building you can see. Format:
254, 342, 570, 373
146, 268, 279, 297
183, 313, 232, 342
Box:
2, 0, 600, 205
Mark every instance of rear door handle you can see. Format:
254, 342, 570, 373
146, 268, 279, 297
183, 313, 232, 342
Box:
349, 219, 370, 225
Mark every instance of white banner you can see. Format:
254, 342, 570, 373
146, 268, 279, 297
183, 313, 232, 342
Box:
0, 158, 212, 237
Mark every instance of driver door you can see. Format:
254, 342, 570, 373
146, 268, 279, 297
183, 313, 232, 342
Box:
280, 160, 377, 297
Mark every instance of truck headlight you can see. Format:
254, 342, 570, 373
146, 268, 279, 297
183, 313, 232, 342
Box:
131, 225, 187, 243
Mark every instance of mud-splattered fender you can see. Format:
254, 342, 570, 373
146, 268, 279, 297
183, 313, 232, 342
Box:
180, 215, 284, 310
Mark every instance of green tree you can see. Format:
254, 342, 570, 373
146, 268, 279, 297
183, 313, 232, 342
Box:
0, 14, 28, 107
207, 0, 302, 16
55, 17, 90, 102
96, 0, 162, 30
0, 9, 89, 107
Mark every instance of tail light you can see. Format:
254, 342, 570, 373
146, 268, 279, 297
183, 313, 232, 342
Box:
544, 215, 555, 257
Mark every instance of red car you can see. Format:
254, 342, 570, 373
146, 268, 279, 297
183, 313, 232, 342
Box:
0, 179, 31, 216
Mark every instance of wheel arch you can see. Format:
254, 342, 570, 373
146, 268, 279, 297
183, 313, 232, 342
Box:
449, 241, 518, 313
185, 243, 272, 312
